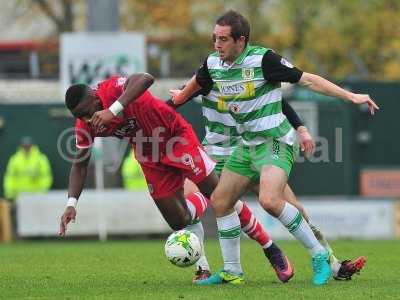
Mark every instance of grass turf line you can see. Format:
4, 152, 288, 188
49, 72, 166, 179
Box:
0, 240, 399, 299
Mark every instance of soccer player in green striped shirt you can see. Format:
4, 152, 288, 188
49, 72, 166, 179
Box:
172, 10, 378, 286
177, 88, 366, 282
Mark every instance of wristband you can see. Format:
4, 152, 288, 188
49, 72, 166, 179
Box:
109, 101, 124, 116
297, 126, 308, 133
66, 197, 78, 208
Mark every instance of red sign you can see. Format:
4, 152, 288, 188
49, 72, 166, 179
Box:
360, 169, 400, 197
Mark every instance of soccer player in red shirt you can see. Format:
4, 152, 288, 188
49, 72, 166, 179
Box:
58, 73, 291, 283
59, 72, 217, 231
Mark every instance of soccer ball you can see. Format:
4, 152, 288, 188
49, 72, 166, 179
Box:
164, 230, 202, 267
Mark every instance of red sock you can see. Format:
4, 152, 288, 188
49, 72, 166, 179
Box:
238, 202, 271, 248
186, 192, 209, 219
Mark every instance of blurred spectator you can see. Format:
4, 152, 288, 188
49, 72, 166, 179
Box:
3, 137, 53, 201
121, 152, 147, 191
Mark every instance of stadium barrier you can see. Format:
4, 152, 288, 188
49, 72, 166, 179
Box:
247, 198, 398, 240
0, 200, 12, 242
16, 191, 399, 240
17, 190, 170, 239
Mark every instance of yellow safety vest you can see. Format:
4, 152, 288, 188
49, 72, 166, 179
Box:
3, 145, 53, 200
121, 153, 147, 191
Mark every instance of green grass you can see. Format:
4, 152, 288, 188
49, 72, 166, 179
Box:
0, 239, 399, 299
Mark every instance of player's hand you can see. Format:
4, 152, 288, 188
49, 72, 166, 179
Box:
59, 206, 77, 237
90, 109, 115, 128
296, 126, 315, 157
350, 93, 379, 115
169, 89, 186, 105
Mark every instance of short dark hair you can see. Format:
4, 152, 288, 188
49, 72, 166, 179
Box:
216, 10, 250, 45
65, 84, 89, 111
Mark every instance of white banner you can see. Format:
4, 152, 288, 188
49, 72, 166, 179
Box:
60, 32, 146, 95
17, 190, 170, 238
247, 199, 396, 239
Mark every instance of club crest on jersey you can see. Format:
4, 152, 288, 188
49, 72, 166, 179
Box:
181, 154, 202, 176
230, 103, 240, 114
242, 68, 254, 80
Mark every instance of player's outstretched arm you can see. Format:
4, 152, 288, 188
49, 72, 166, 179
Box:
59, 148, 91, 236
169, 75, 202, 105
90, 73, 155, 128
298, 72, 379, 115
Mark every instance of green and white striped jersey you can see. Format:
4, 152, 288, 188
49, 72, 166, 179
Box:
198, 45, 301, 151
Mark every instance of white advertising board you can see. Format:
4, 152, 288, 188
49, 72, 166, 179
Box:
247, 199, 396, 239
17, 190, 170, 238
60, 32, 146, 95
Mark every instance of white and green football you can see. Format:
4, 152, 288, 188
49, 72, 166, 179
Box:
164, 230, 202, 267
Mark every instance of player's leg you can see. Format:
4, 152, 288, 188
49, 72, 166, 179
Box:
283, 184, 366, 280
162, 134, 219, 282
140, 160, 211, 281
183, 179, 212, 281
246, 184, 294, 282
210, 156, 278, 257
259, 165, 330, 285
254, 141, 331, 285
196, 168, 250, 285
154, 188, 216, 280
154, 190, 195, 230
283, 185, 335, 255
196, 143, 259, 285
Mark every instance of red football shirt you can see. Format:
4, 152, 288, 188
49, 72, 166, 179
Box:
75, 76, 193, 158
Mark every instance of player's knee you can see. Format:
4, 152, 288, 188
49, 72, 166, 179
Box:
259, 195, 281, 216
210, 192, 230, 214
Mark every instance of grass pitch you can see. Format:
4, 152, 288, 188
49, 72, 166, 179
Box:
0, 239, 399, 299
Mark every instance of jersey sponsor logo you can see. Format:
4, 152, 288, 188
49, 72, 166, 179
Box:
280, 57, 294, 68
218, 82, 246, 96
113, 118, 138, 138
242, 68, 254, 80
95, 124, 107, 134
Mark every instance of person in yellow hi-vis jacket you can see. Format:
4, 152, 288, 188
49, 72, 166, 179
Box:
3, 137, 53, 201
121, 151, 147, 191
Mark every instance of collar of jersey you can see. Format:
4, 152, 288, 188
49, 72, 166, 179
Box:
219, 44, 251, 69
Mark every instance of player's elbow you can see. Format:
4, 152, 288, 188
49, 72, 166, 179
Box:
298, 72, 317, 87
127, 73, 154, 89
140, 72, 154, 86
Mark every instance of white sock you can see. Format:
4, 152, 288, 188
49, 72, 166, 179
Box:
263, 240, 273, 249
278, 202, 324, 256
216, 211, 242, 274
234, 200, 244, 213
186, 199, 196, 220
185, 219, 210, 271
330, 256, 342, 277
